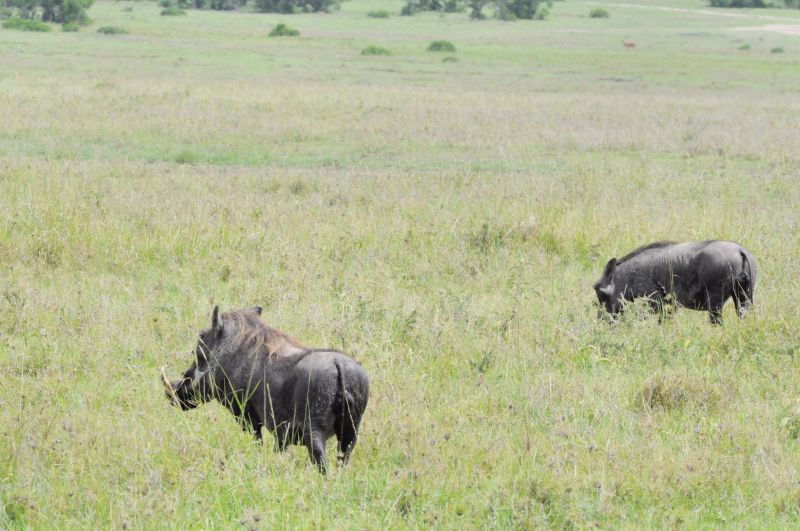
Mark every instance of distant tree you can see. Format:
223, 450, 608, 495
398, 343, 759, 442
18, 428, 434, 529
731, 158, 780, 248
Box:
468, 0, 489, 17
1, 0, 92, 24
495, 0, 551, 19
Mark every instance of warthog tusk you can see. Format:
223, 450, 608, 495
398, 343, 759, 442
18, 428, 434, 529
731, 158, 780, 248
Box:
161, 365, 179, 404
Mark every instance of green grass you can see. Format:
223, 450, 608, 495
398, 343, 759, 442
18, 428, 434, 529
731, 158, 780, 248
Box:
2, 17, 51, 31
2, 0, 800, 527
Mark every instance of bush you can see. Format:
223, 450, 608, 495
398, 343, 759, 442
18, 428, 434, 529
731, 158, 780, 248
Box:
401, 0, 463, 14
532, 2, 548, 18
97, 25, 127, 34
255, 0, 337, 13
161, 6, 186, 14
427, 40, 456, 52
361, 45, 391, 55
771, 46, 784, 53
739, 43, 751, 50
589, 7, 608, 17
61, 21, 79, 30
442, 55, 458, 62
268, 22, 299, 36
367, 9, 389, 17
2, 17, 51, 31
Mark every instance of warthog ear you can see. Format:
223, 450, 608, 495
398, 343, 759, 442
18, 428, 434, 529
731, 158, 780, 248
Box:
212, 305, 224, 337
602, 258, 617, 280
254, 306, 263, 316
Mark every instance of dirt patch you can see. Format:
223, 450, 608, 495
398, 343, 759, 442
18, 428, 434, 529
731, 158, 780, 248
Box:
732, 24, 800, 36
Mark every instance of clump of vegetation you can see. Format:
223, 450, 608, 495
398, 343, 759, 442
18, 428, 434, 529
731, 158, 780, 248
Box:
427, 40, 456, 52
361, 45, 391, 56
97, 26, 127, 34
739, 43, 751, 50
161, 6, 187, 15
589, 7, 609, 17
532, 3, 549, 19
468, 0, 553, 20
442, 55, 458, 62
2, 17, 51, 31
771, 46, 784, 53
174, 149, 199, 164
61, 21, 79, 31
638, 371, 721, 412
367, 9, 390, 17
268, 22, 299, 37
255, 0, 337, 13
402, 0, 462, 15
2, 0, 94, 26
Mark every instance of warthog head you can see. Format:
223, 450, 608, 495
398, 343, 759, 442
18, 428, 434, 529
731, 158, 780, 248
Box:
161, 305, 262, 410
593, 257, 622, 315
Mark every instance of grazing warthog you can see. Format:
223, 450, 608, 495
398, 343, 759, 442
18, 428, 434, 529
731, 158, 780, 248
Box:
594, 240, 757, 324
161, 306, 369, 474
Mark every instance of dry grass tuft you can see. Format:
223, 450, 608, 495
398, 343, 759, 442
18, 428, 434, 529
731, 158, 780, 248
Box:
639, 371, 721, 412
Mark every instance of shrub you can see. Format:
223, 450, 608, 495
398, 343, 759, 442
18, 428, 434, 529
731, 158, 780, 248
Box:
255, 0, 337, 13
61, 21, 79, 30
771, 46, 784, 53
532, 2, 549, 18
161, 6, 186, 14
427, 40, 456, 52
97, 25, 127, 34
739, 43, 751, 50
2, 17, 51, 31
268, 22, 299, 36
361, 45, 391, 55
442, 55, 458, 62
367, 9, 389, 17
589, 7, 609, 17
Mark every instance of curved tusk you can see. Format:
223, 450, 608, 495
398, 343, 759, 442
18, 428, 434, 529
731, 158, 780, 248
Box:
161, 365, 179, 404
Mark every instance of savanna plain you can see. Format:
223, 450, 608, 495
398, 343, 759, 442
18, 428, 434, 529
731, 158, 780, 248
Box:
2, 0, 800, 527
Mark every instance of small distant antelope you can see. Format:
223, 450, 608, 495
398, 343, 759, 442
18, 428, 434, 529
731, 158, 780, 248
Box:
622, 40, 636, 49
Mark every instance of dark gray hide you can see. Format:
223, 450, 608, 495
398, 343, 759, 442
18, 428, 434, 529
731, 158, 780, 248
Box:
161, 306, 369, 474
593, 240, 757, 324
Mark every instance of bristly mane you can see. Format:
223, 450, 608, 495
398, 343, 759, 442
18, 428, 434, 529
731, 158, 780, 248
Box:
617, 241, 677, 264
225, 309, 308, 357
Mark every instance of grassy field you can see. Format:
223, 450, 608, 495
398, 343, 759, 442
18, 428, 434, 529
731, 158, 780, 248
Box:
2, 0, 800, 527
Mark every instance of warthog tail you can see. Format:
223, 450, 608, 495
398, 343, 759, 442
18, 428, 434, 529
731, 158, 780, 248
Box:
739, 250, 755, 303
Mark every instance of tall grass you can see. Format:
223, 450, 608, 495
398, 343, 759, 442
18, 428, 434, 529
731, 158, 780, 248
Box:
2, 0, 800, 527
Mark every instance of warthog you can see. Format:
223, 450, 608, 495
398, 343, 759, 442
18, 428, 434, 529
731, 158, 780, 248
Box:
594, 240, 756, 324
161, 306, 369, 473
